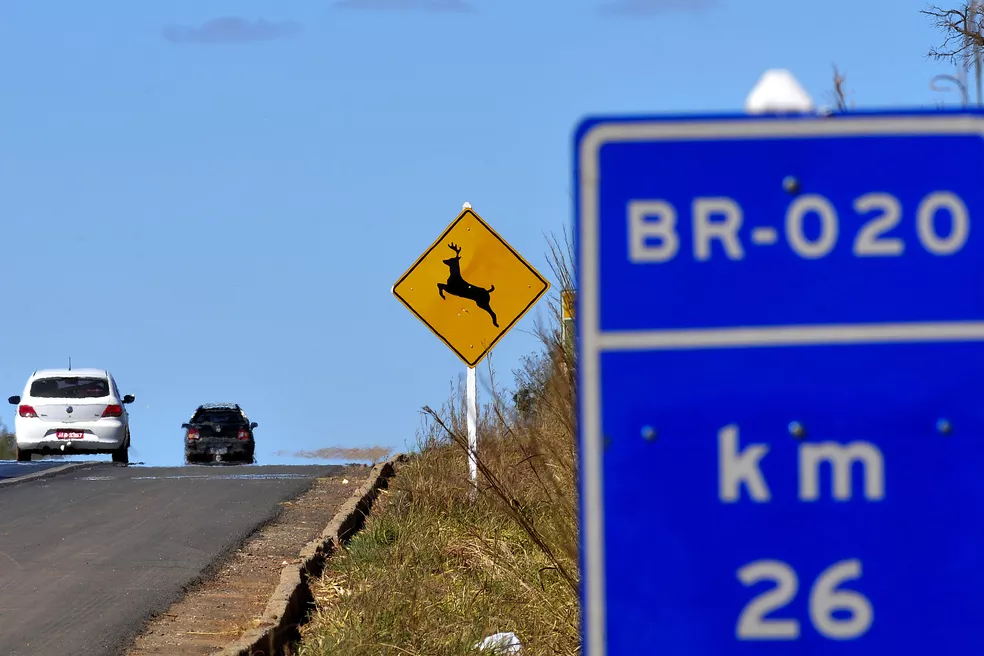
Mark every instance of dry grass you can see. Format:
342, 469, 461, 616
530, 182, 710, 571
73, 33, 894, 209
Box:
295, 233, 579, 656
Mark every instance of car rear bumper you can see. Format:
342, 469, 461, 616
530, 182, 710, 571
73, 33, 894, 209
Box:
14, 419, 126, 452
185, 438, 253, 460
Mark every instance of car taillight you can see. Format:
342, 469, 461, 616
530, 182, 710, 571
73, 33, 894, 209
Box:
102, 404, 123, 418
187, 427, 199, 440
237, 428, 249, 441
18, 405, 37, 418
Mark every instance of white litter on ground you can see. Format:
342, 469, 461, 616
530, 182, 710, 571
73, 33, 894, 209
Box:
474, 632, 522, 654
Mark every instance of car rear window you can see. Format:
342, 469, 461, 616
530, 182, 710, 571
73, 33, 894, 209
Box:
193, 409, 245, 426
30, 377, 110, 399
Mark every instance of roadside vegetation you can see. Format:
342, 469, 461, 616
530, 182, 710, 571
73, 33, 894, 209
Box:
296, 234, 579, 656
0, 421, 14, 460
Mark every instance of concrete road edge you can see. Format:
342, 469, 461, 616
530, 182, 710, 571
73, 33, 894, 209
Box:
213, 452, 408, 656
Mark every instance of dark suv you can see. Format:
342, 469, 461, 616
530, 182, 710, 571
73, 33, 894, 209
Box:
183, 403, 257, 464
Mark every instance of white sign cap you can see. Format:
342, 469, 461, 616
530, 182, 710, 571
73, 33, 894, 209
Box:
745, 69, 815, 114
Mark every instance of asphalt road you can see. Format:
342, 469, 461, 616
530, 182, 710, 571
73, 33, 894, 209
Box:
0, 461, 345, 656
0, 461, 73, 480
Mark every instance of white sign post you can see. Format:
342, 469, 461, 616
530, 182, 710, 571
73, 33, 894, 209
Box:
466, 362, 478, 499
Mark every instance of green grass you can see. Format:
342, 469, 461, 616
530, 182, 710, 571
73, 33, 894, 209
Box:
296, 234, 579, 656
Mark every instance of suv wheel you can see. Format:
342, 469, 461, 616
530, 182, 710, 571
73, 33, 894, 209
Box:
15, 447, 31, 462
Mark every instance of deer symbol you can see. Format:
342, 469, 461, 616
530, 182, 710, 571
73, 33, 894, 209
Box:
438, 242, 498, 327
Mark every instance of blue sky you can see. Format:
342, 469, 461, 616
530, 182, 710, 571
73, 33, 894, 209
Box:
0, 0, 967, 466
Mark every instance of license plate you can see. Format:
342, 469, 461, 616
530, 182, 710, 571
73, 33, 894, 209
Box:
56, 431, 85, 439
214, 448, 228, 455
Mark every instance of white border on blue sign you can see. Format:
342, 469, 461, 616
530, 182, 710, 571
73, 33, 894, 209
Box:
576, 112, 984, 656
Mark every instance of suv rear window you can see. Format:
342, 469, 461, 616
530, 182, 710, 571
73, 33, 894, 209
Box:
30, 377, 110, 399
193, 409, 245, 426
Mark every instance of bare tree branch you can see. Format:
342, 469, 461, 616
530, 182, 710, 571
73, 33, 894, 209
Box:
923, 3, 984, 63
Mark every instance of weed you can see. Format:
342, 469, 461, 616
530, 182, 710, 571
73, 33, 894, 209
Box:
296, 233, 579, 656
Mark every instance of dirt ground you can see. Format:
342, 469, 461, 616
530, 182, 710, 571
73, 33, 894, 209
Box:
127, 465, 371, 656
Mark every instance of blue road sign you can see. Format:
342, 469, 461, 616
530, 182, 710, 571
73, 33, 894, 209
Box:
573, 109, 984, 655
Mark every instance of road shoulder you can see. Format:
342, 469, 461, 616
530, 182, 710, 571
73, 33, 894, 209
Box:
126, 464, 371, 656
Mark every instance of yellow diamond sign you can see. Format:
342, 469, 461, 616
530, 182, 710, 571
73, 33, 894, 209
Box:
392, 207, 550, 367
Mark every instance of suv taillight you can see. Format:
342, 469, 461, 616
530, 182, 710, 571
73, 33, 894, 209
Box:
18, 405, 37, 418
237, 428, 249, 441
187, 427, 199, 440
102, 404, 123, 418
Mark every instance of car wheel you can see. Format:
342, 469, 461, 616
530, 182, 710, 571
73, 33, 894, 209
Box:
15, 447, 31, 462
112, 445, 129, 464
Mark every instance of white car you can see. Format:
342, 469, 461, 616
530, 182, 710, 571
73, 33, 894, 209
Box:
7, 368, 135, 464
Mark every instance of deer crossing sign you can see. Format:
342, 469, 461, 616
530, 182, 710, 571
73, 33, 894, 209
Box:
574, 110, 984, 656
392, 206, 550, 367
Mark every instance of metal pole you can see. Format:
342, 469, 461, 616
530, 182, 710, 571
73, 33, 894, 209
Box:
562, 289, 575, 363
466, 365, 478, 499
974, 0, 983, 106
977, 57, 982, 106
962, 4, 972, 107
561, 307, 567, 346
930, 75, 969, 107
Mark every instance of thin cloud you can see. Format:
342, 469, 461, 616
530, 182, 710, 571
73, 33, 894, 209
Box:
599, 0, 719, 15
163, 17, 302, 44
332, 0, 476, 13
